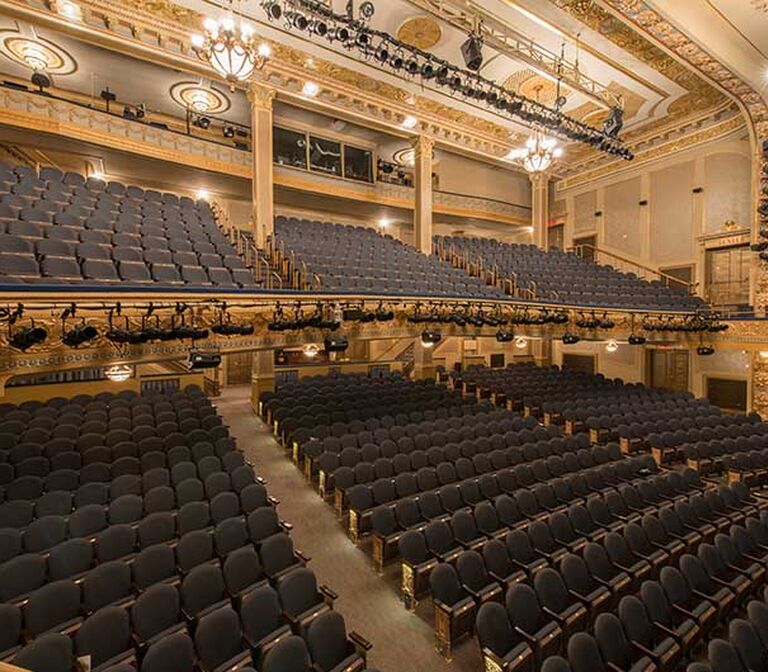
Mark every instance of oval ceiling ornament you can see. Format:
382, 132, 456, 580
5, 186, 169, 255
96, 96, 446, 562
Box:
0, 30, 77, 74
169, 81, 231, 114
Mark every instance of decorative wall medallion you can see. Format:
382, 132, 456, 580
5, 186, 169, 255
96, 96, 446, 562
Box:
169, 81, 230, 113
396, 16, 442, 50
0, 30, 77, 74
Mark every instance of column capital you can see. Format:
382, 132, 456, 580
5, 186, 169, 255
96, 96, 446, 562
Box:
529, 171, 550, 187
247, 81, 276, 110
409, 134, 435, 157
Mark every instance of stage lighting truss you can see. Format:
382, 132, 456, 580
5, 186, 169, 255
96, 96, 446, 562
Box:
259, 0, 632, 159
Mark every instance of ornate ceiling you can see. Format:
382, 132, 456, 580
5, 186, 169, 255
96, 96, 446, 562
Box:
0, 0, 757, 179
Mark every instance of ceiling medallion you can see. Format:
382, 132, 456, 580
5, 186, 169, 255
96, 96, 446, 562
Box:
396, 16, 442, 50
169, 81, 231, 114
0, 31, 77, 74
505, 71, 569, 108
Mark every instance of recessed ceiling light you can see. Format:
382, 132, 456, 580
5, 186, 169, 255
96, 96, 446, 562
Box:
401, 115, 418, 129
196, 189, 210, 200
302, 81, 319, 97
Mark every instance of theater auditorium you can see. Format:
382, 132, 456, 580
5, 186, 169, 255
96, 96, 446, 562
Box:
0, 0, 766, 671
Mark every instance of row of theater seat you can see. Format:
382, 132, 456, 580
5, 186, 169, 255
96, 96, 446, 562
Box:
691, 589, 768, 672
0, 386, 373, 672
472, 493, 768, 671
275, 217, 504, 299
435, 234, 707, 311
0, 162, 257, 288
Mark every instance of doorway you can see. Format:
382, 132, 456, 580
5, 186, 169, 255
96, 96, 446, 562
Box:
573, 235, 597, 263
226, 352, 253, 386
647, 349, 689, 393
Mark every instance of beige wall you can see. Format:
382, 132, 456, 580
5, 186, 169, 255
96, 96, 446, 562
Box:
559, 137, 752, 285
552, 340, 645, 383
436, 152, 531, 205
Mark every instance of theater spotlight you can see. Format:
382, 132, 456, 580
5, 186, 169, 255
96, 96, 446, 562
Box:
62, 323, 99, 347
211, 321, 255, 336
603, 107, 624, 138
262, 0, 282, 20
628, 334, 647, 346
562, 332, 580, 345
289, 12, 308, 30
324, 337, 349, 352
460, 33, 484, 71
187, 350, 222, 369
31, 71, 51, 92
421, 331, 442, 347
697, 345, 715, 356
10, 325, 48, 351
223, 126, 235, 138
496, 330, 514, 343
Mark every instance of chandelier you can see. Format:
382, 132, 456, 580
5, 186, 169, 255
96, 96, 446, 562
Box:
507, 129, 563, 173
191, 2, 271, 86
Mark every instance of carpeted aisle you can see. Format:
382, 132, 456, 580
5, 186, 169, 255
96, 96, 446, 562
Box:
214, 386, 483, 672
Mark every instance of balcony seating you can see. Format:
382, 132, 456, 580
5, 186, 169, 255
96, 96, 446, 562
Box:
275, 216, 505, 298
435, 234, 707, 311
0, 163, 255, 289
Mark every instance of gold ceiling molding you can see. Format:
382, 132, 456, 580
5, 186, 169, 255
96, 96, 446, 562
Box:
396, 15, 442, 50
750, 1, 768, 14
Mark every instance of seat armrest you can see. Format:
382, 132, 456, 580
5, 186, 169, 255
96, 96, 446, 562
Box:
652, 621, 678, 639
320, 584, 338, 605
671, 603, 698, 620
349, 631, 372, 653
268, 495, 279, 506
280, 520, 293, 532
296, 549, 311, 563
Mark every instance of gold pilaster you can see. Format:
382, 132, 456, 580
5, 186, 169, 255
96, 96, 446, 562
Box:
247, 81, 276, 250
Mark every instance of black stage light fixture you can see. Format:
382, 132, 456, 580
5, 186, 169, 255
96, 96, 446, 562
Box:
9, 325, 47, 351
375, 46, 389, 63
106, 327, 132, 344
262, 0, 282, 20
628, 334, 647, 346
330, 26, 350, 42
290, 12, 309, 30
31, 71, 51, 91
436, 66, 450, 84
405, 59, 420, 75
188, 350, 222, 369
460, 33, 484, 71
356, 30, 371, 47
122, 106, 136, 120
312, 19, 328, 36
421, 330, 442, 347
223, 126, 235, 138
562, 332, 580, 345
62, 323, 98, 347
324, 337, 349, 352
193, 115, 211, 129
390, 53, 404, 70
420, 62, 435, 79
100, 87, 116, 113
697, 346, 715, 356
751, 242, 768, 252
496, 330, 514, 343
603, 107, 624, 138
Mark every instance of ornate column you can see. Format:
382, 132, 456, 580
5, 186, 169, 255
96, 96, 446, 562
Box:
753, 352, 768, 418
411, 134, 434, 255
530, 172, 549, 249
247, 82, 276, 250
250, 350, 275, 415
